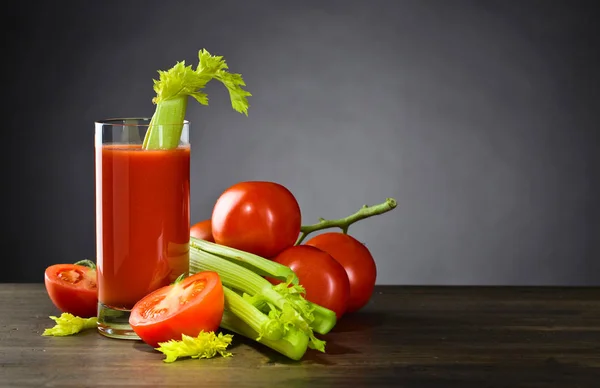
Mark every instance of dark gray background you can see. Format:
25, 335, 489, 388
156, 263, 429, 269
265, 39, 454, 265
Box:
4, 0, 598, 285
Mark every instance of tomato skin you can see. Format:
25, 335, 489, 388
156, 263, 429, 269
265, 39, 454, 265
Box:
190, 219, 215, 242
305, 233, 377, 313
44, 264, 98, 318
269, 245, 350, 319
129, 271, 224, 348
211, 181, 302, 258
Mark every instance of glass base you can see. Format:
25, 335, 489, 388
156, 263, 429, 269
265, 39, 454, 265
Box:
97, 302, 140, 340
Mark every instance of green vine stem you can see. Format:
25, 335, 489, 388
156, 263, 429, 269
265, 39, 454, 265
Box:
295, 198, 397, 245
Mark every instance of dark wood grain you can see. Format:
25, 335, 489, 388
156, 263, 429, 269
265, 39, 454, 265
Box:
1, 284, 599, 387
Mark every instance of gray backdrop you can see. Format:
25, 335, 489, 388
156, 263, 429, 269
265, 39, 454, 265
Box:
4, 0, 599, 285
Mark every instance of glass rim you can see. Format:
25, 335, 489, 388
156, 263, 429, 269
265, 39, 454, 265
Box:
94, 117, 190, 127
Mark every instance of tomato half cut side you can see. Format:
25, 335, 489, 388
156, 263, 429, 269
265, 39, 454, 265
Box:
129, 271, 224, 347
44, 264, 98, 318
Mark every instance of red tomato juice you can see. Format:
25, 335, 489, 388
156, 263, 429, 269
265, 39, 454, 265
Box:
95, 144, 190, 309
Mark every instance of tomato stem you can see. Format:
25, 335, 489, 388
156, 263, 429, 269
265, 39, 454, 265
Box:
295, 198, 397, 245
73, 259, 96, 270
171, 273, 186, 285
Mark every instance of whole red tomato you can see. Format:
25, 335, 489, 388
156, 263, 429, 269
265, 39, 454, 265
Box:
44, 264, 98, 318
305, 232, 377, 313
211, 181, 301, 258
269, 245, 350, 319
190, 219, 215, 242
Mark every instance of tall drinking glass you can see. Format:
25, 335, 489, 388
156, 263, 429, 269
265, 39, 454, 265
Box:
94, 118, 191, 339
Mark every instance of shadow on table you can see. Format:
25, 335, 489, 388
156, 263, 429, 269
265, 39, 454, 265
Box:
132, 341, 158, 354
128, 311, 389, 364
329, 311, 389, 333
240, 338, 360, 366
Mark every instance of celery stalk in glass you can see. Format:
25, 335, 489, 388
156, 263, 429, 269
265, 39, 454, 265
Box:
143, 49, 251, 150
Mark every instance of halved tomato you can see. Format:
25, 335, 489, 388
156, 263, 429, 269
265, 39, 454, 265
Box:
129, 271, 224, 347
44, 264, 98, 318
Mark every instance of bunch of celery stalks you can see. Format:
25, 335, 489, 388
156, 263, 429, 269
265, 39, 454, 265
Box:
189, 238, 336, 360
141, 49, 337, 360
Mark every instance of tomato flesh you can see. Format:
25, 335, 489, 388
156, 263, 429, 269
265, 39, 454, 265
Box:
270, 245, 350, 319
58, 269, 82, 283
44, 264, 98, 318
211, 181, 301, 258
129, 271, 224, 347
190, 219, 215, 242
305, 232, 377, 313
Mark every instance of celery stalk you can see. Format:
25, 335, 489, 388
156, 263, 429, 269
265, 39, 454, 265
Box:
142, 97, 188, 150
189, 245, 333, 351
190, 237, 298, 284
223, 286, 283, 341
142, 49, 251, 150
190, 245, 264, 295
306, 303, 337, 335
220, 310, 309, 361
190, 245, 305, 319
190, 239, 336, 335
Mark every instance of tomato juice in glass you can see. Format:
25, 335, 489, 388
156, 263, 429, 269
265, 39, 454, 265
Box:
94, 118, 190, 339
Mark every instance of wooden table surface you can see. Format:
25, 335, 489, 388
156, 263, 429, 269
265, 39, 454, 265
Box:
1, 284, 599, 387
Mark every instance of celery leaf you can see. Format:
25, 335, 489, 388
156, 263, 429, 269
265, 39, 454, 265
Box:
245, 280, 327, 352
152, 49, 251, 115
156, 331, 234, 363
42, 313, 97, 336
272, 282, 316, 325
